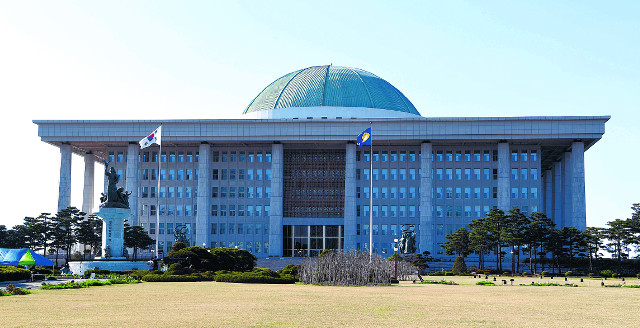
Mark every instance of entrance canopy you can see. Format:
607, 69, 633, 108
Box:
0, 248, 54, 266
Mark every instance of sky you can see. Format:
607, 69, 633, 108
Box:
0, 1, 638, 230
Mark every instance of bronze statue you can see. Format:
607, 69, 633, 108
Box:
398, 224, 417, 254
174, 224, 189, 244
100, 160, 130, 209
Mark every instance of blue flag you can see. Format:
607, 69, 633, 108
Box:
356, 127, 372, 148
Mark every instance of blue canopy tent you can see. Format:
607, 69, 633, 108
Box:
0, 248, 54, 266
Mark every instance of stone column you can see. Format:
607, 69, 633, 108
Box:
343, 143, 357, 251
562, 152, 573, 228
497, 142, 511, 212
419, 142, 434, 254
552, 161, 563, 227
195, 143, 211, 248
58, 143, 72, 211
571, 141, 586, 230
269, 143, 284, 257
125, 144, 139, 226
543, 169, 553, 219
82, 153, 95, 214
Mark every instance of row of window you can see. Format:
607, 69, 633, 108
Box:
435, 205, 538, 218
211, 205, 271, 217
111, 151, 199, 163
141, 187, 195, 198
141, 205, 196, 217
210, 241, 269, 254
210, 223, 269, 235
511, 188, 539, 199
356, 168, 420, 181
146, 222, 191, 235
212, 169, 271, 181
212, 151, 271, 163
357, 187, 419, 199
212, 186, 271, 199
357, 150, 419, 162
358, 205, 419, 217
356, 224, 411, 236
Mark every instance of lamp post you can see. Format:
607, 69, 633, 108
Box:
393, 238, 399, 279
510, 249, 515, 276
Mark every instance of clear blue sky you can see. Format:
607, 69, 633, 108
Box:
0, 1, 638, 229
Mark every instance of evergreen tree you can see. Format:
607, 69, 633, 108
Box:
124, 224, 154, 260
442, 227, 470, 257
76, 214, 102, 259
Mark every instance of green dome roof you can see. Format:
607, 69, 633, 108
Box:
243, 65, 420, 116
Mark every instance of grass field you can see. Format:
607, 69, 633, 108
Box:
1, 276, 639, 327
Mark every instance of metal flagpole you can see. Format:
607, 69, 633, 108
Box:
155, 132, 162, 258
369, 122, 373, 261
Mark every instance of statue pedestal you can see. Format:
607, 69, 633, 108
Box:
96, 207, 131, 259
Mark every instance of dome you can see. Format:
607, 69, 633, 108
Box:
243, 65, 420, 116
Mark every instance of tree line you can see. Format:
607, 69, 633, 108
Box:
441, 204, 640, 275
0, 206, 154, 263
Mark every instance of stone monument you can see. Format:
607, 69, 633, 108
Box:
96, 160, 132, 259
69, 160, 144, 275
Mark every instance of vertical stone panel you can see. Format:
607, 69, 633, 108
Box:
58, 143, 72, 211
269, 143, 284, 256
571, 141, 586, 230
553, 161, 563, 227
497, 142, 511, 211
82, 153, 95, 215
344, 143, 357, 251
562, 152, 573, 227
195, 143, 211, 247
125, 144, 139, 225
419, 142, 434, 254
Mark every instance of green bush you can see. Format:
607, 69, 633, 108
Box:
166, 263, 192, 276
612, 273, 620, 278
214, 272, 296, 284
0, 284, 31, 296
0, 266, 31, 282
623, 285, 640, 288
414, 280, 458, 285
541, 271, 549, 277
565, 271, 574, 277
278, 264, 300, 278
141, 274, 203, 282
83, 269, 112, 278
637, 273, 640, 279
588, 273, 595, 277
600, 269, 614, 278
163, 246, 257, 272
451, 256, 467, 275
476, 281, 495, 286
521, 271, 529, 276
429, 271, 451, 276
530, 282, 578, 287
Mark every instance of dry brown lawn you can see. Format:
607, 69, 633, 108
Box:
1, 276, 639, 327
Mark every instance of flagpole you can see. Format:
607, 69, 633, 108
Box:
369, 122, 373, 261
155, 129, 162, 259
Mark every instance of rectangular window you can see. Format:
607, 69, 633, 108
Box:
521, 168, 528, 180
531, 188, 538, 199
455, 151, 462, 161
512, 151, 518, 161
531, 169, 538, 180
531, 150, 538, 162
483, 150, 491, 162
512, 187, 518, 199
168, 169, 175, 180
521, 151, 528, 162
522, 187, 528, 199
446, 169, 453, 180
474, 168, 480, 180
512, 168, 518, 180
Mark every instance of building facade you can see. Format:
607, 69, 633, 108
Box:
35, 65, 608, 260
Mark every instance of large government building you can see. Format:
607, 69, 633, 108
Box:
35, 65, 608, 260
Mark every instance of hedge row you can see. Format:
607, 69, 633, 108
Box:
0, 266, 31, 282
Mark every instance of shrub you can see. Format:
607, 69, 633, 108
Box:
414, 280, 458, 285
452, 256, 467, 275
612, 273, 620, 278
165, 263, 192, 276
521, 271, 529, 276
169, 241, 187, 254
530, 282, 578, 287
0, 266, 31, 282
214, 272, 296, 284
429, 271, 451, 276
476, 281, 495, 286
637, 273, 640, 279
0, 284, 31, 296
565, 271, 574, 277
541, 271, 549, 277
600, 270, 614, 278
588, 273, 595, 277
623, 285, 640, 288
164, 246, 257, 272
83, 269, 112, 278
141, 274, 202, 282
278, 264, 299, 278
